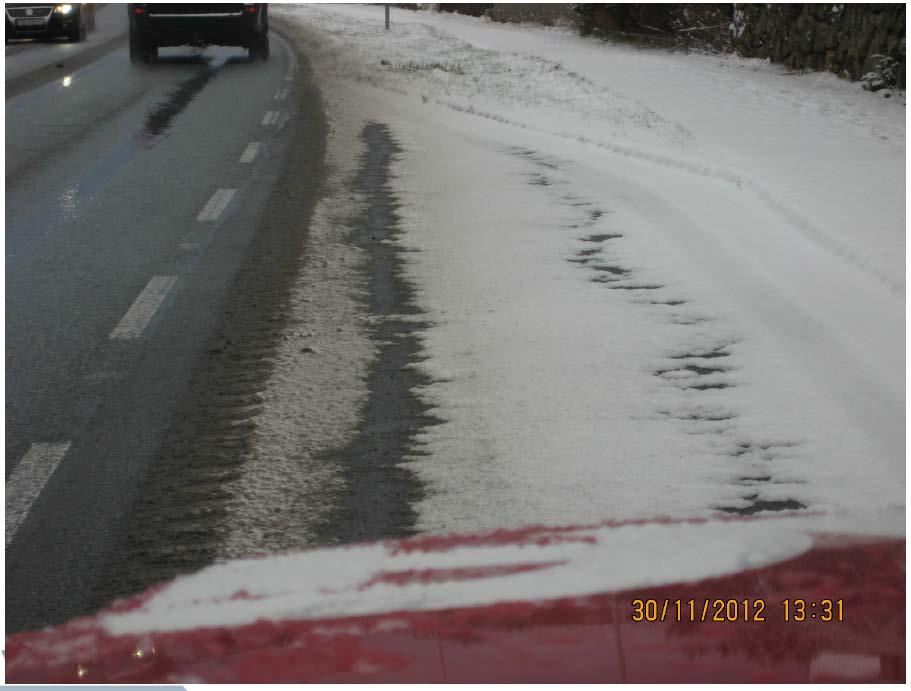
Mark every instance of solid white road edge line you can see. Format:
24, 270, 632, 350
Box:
274, 30, 296, 82
261, 111, 280, 126
196, 188, 237, 221
239, 142, 261, 164
6, 442, 72, 546
109, 275, 178, 340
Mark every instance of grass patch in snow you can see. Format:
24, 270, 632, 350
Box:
380, 58, 466, 75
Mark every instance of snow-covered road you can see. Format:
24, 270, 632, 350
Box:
272, 5, 904, 537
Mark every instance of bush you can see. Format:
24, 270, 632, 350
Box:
863, 54, 901, 94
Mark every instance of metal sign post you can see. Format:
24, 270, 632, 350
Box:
385, 4, 390, 30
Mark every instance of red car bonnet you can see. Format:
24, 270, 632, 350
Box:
6, 515, 905, 683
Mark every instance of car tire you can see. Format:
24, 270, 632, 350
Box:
248, 34, 269, 62
129, 29, 150, 63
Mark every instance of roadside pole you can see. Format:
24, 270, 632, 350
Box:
385, 4, 390, 30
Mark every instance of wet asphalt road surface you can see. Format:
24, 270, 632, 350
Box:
6, 15, 327, 633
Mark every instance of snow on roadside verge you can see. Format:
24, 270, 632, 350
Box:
273, 6, 903, 536
276, 3, 905, 295
389, 115, 903, 532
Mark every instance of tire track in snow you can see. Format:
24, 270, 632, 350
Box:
510, 146, 807, 516
317, 122, 439, 544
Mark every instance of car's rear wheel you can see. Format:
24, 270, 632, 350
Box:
129, 30, 142, 62
129, 29, 153, 63
248, 34, 269, 62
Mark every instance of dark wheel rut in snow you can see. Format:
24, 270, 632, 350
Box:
318, 122, 437, 545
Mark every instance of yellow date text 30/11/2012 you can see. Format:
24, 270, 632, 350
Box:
630, 598, 845, 623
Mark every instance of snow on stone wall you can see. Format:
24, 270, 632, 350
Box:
732, 3, 905, 87
472, 4, 905, 88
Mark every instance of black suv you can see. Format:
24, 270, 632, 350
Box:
128, 4, 269, 63
5, 3, 95, 43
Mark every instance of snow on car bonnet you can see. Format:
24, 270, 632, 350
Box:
102, 516, 813, 636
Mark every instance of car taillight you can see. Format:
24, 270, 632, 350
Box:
244, 5, 258, 14
133, 7, 145, 15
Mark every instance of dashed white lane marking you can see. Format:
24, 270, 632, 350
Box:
196, 188, 237, 221
261, 111, 281, 126
284, 74, 293, 82
6, 442, 71, 546
274, 87, 289, 101
109, 275, 178, 340
239, 142, 261, 164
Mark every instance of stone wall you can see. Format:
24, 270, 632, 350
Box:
732, 4, 905, 87
573, 4, 735, 52
419, 4, 906, 88
485, 4, 581, 30
497, 4, 906, 88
